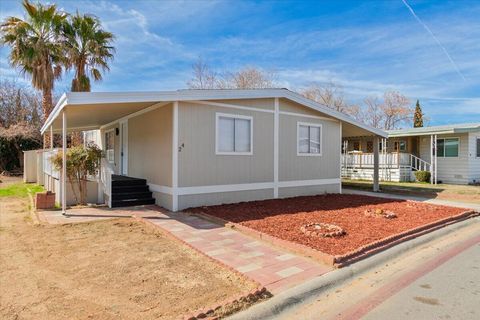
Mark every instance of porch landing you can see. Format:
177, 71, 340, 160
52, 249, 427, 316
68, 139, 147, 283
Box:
37, 205, 332, 294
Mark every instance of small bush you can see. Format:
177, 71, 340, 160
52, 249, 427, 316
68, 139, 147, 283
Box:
414, 170, 431, 183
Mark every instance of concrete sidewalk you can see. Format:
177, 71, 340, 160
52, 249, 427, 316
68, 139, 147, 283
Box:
342, 188, 480, 211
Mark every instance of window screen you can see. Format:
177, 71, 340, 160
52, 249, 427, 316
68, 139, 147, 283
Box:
298, 124, 321, 155
217, 115, 251, 154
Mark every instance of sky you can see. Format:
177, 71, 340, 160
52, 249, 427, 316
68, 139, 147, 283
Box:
1, 0, 479, 126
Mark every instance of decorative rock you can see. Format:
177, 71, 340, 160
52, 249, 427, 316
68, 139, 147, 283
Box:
300, 223, 345, 238
364, 208, 397, 219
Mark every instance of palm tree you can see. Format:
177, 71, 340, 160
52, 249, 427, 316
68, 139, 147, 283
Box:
1, 0, 66, 124
63, 13, 114, 92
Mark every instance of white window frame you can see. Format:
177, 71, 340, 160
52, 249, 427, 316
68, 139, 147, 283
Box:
297, 122, 322, 156
436, 137, 460, 158
104, 129, 115, 164
215, 113, 253, 156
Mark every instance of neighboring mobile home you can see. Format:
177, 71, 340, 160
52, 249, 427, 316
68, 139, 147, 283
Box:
39, 89, 386, 212
342, 123, 480, 184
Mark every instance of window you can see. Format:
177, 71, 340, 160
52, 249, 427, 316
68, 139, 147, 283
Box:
216, 113, 252, 155
297, 122, 322, 155
352, 141, 360, 151
105, 130, 115, 163
476, 138, 480, 158
436, 138, 459, 157
394, 140, 407, 152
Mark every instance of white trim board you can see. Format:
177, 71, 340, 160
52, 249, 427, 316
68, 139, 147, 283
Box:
279, 111, 337, 122
148, 183, 173, 195
147, 178, 341, 197
273, 98, 279, 198
172, 101, 179, 211
190, 100, 274, 114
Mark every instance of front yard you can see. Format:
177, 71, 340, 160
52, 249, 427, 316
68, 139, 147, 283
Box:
0, 184, 258, 319
343, 179, 480, 204
190, 194, 476, 265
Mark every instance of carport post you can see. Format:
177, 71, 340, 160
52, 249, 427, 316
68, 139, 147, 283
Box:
50, 126, 53, 149
62, 110, 67, 215
373, 135, 380, 192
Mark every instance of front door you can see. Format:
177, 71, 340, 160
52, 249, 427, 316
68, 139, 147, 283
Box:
120, 120, 128, 175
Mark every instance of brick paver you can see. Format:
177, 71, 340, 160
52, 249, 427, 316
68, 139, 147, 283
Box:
38, 205, 333, 294
142, 206, 332, 293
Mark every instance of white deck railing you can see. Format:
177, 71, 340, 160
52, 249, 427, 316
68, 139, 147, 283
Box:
342, 152, 411, 168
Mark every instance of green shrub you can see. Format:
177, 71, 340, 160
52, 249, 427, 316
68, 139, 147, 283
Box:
414, 170, 431, 183
51, 143, 102, 205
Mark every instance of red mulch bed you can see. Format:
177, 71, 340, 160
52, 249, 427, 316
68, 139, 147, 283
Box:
188, 194, 469, 256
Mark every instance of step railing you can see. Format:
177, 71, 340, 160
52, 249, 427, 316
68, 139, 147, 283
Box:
409, 154, 431, 172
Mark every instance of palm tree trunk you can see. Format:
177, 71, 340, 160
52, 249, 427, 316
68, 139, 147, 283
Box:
42, 88, 53, 148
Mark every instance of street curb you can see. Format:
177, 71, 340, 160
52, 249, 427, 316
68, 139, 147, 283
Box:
227, 216, 480, 320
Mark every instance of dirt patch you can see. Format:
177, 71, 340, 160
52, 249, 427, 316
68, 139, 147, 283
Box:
0, 174, 22, 186
189, 194, 469, 256
0, 197, 257, 320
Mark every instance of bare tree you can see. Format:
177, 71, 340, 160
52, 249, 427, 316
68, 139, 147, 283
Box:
0, 79, 43, 129
187, 59, 278, 89
363, 96, 383, 129
301, 82, 347, 111
381, 91, 412, 130
187, 58, 219, 89
222, 67, 277, 89
301, 82, 365, 122
361, 91, 412, 130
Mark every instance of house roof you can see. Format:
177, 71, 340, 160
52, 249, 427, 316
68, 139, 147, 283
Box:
40, 88, 387, 138
388, 123, 480, 137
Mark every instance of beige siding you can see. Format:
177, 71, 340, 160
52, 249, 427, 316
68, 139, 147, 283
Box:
468, 132, 480, 182
279, 114, 341, 181
177, 101, 274, 187
128, 104, 173, 186
419, 133, 469, 184
179, 189, 273, 210
278, 184, 339, 198
279, 98, 326, 117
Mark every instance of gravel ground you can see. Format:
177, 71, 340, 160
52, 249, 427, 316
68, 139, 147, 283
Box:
189, 194, 468, 255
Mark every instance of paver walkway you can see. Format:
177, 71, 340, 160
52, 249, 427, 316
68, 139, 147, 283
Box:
138, 206, 332, 293
38, 205, 332, 293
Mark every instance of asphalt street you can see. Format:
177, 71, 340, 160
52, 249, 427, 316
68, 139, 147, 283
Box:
276, 220, 480, 320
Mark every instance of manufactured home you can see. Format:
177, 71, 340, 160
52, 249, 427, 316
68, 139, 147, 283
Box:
342, 123, 480, 184
39, 89, 386, 212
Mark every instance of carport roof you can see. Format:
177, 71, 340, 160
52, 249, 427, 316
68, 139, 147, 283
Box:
41, 88, 387, 138
388, 123, 480, 137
